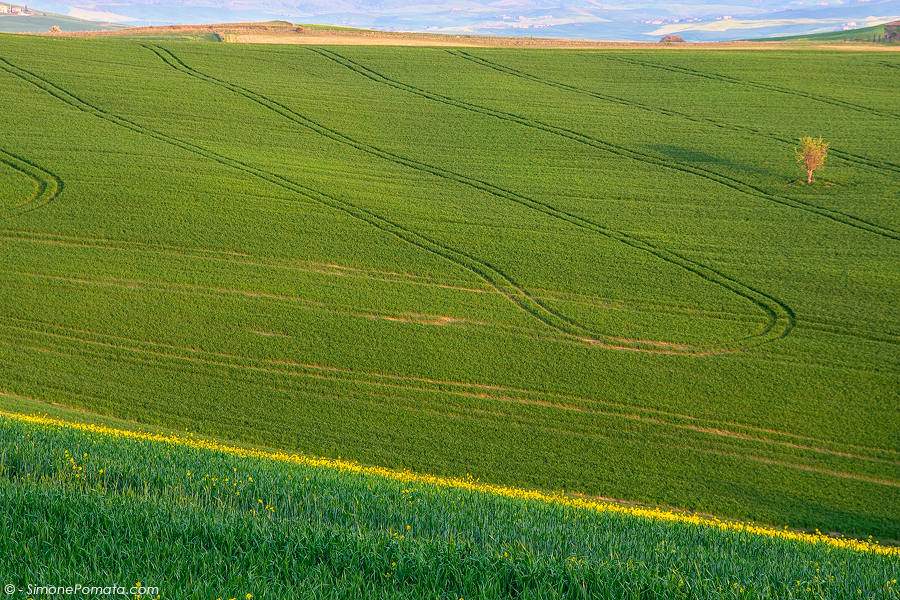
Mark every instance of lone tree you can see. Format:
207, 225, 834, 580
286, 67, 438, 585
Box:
49, 25, 61, 33
796, 136, 829, 183
660, 34, 686, 43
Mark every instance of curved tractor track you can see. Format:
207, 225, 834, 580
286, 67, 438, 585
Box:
603, 54, 900, 123
309, 47, 899, 243
0, 52, 789, 353
3, 315, 898, 488
0, 59, 607, 352
0, 149, 63, 220
447, 50, 900, 180
144, 43, 793, 354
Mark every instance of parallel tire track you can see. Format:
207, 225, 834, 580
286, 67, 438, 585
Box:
0, 56, 632, 352
3, 315, 898, 476
0, 149, 63, 219
16, 315, 897, 460
0, 228, 498, 295
448, 50, 900, 178
146, 44, 794, 353
3, 266, 766, 341
2, 267, 552, 338
0, 229, 790, 331
310, 48, 899, 243
605, 54, 900, 122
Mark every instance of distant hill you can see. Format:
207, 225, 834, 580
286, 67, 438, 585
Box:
0, 3, 126, 32
756, 22, 891, 41
19, 0, 900, 41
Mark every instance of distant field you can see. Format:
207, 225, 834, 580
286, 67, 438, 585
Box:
0, 35, 898, 542
760, 23, 888, 42
0, 7, 125, 33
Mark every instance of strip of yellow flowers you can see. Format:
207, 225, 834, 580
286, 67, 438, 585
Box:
6, 411, 898, 557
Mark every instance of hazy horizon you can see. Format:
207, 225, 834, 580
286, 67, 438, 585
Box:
16, 0, 900, 40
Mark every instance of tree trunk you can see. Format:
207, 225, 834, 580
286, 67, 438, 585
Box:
807, 169, 813, 184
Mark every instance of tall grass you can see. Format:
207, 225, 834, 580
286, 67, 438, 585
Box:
0, 413, 896, 599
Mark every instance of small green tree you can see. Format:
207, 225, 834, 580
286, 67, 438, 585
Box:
796, 136, 829, 184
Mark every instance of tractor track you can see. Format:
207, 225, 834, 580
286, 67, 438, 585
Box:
143, 44, 794, 353
0, 229, 792, 330
0, 228, 499, 295
0, 56, 629, 352
604, 54, 900, 122
0, 149, 63, 219
448, 50, 900, 179
1, 267, 554, 338
2, 315, 897, 475
309, 47, 898, 243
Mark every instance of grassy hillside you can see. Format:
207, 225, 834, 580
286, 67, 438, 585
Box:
1, 412, 897, 599
759, 23, 889, 42
0, 35, 898, 544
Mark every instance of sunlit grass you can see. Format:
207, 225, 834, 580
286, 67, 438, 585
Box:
1, 413, 897, 599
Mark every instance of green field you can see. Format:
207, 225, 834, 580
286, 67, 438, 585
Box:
0, 33, 898, 548
1, 412, 897, 599
759, 23, 891, 42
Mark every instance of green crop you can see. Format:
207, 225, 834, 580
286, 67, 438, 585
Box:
0, 35, 897, 545
0, 414, 897, 599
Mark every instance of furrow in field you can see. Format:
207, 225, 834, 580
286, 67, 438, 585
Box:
3, 327, 898, 486
351, 396, 899, 489
1, 267, 551, 336
311, 48, 898, 243
604, 54, 900, 122
0, 57, 615, 351
2, 266, 762, 338
144, 45, 788, 353
454, 389, 900, 470
3, 315, 897, 467
0, 149, 63, 219
0, 229, 497, 295
0, 229, 255, 260
9, 375, 887, 499
678, 444, 900, 489
798, 319, 900, 347
536, 292, 763, 325
447, 50, 900, 178
0, 230, 788, 328
733, 351, 900, 377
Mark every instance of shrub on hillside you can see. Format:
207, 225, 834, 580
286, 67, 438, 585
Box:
660, 34, 686, 43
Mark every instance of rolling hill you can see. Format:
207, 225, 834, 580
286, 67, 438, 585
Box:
0, 33, 898, 595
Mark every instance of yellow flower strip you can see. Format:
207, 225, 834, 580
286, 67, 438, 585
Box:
5, 411, 898, 557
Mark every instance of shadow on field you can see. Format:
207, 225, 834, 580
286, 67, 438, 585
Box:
648, 145, 768, 176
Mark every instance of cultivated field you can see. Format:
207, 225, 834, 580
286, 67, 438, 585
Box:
0, 33, 898, 548
1, 413, 897, 599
